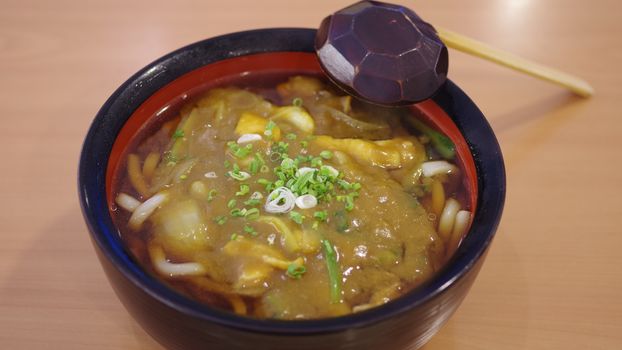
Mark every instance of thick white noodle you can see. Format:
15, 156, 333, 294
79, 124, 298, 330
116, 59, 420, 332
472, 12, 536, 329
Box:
236, 133, 263, 144
446, 210, 472, 257
115, 193, 141, 212
421, 160, 458, 177
264, 187, 296, 213
295, 194, 318, 209
149, 245, 205, 277
452, 210, 471, 238
438, 198, 461, 240
128, 192, 168, 230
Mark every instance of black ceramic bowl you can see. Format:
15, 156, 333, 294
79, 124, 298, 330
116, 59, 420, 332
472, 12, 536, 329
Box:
79, 28, 505, 350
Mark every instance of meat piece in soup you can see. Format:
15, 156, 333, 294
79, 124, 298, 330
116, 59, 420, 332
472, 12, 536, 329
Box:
112, 75, 472, 319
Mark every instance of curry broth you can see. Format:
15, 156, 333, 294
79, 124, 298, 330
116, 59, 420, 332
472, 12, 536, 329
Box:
111, 74, 471, 319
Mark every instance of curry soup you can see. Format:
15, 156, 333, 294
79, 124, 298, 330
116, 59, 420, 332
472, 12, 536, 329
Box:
111, 75, 472, 320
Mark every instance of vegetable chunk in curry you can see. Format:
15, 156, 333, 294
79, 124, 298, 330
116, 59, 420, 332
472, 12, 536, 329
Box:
113, 76, 472, 319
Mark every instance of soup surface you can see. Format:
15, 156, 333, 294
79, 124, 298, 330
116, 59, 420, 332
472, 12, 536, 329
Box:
112, 75, 471, 319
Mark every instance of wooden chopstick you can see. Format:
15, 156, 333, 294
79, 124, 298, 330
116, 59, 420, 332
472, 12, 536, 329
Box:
436, 27, 594, 97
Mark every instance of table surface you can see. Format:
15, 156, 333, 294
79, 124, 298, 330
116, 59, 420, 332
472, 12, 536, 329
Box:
2, 0, 621, 349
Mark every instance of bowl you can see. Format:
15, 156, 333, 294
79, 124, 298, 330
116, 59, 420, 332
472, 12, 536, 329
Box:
79, 28, 505, 350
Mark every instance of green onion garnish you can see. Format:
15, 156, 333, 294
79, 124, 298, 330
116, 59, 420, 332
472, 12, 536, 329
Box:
207, 189, 217, 202
214, 216, 227, 225
172, 129, 185, 139
245, 208, 260, 220
286, 263, 306, 279
244, 198, 261, 206
322, 240, 342, 303
313, 210, 328, 222
319, 150, 333, 159
292, 97, 303, 107
243, 225, 258, 236
236, 184, 250, 196
289, 211, 304, 225
264, 120, 277, 138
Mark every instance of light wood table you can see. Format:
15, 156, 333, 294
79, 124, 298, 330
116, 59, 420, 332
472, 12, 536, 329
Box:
1, 0, 620, 349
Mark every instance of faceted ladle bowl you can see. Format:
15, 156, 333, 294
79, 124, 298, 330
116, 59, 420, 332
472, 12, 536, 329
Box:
316, 0, 593, 106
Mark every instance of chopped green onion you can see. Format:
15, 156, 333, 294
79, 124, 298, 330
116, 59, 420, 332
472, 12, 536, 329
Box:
300, 140, 308, 148
228, 170, 251, 181
292, 97, 303, 107
245, 208, 260, 220
227, 199, 237, 208
243, 225, 258, 236
337, 179, 351, 190
227, 141, 253, 158
257, 178, 273, 190
290, 170, 314, 195
172, 129, 185, 139
244, 198, 261, 206
234, 145, 252, 158
286, 133, 297, 140
249, 160, 259, 174
286, 263, 306, 279
295, 155, 311, 164
230, 208, 245, 217
313, 210, 328, 222
264, 120, 277, 138
207, 189, 217, 202
269, 152, 282, 162
272, 141, 289, 155
214, 215, 227, 225
281, 157, 295, 171
248, 152, 265, 175
322, 240, 342, 303
236, 184, 250, 196
345, 195, 355, 211
230, 233, 238, 241
289, 211, 305, 225
310, 157, 323, 167
319, 150, 333, 160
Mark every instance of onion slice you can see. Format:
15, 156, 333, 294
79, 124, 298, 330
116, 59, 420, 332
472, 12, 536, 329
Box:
264, 187, 296, 213
295, 194, 318, 209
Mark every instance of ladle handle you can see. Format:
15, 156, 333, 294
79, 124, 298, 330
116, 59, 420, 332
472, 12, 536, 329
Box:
436, 27, 594, 97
